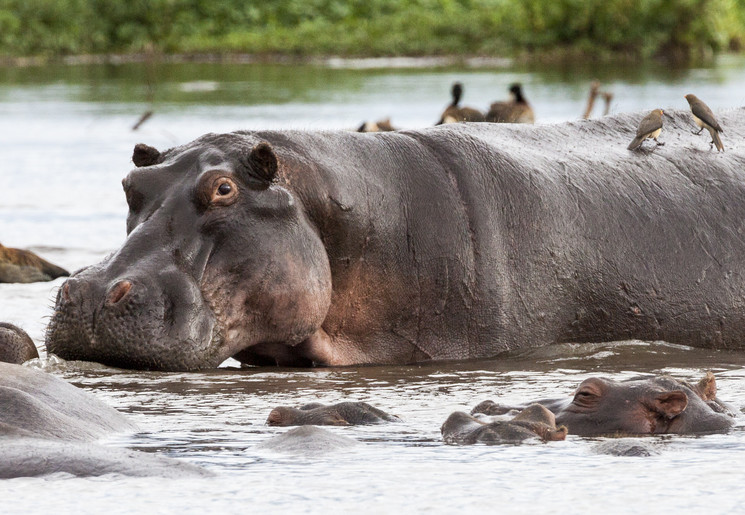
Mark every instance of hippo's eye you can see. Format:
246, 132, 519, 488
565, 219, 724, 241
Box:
207, 176, 238, 206
217, 183, 232, 196
573, 389, 599, 408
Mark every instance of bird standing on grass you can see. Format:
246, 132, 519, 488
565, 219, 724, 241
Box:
684, 94, 724, 152
627, 109, 665, 151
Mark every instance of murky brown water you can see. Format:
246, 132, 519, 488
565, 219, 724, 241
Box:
2, 58, 745, 513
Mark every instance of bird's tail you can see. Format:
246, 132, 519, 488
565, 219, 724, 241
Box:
627, 136, 644, 150
710, 128, 725, 152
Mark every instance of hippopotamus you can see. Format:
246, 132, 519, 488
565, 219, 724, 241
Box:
0, 362, 209, 478
0, 243, 69, 283
257, 426, 361, 455
46, 109, 745, 371
266, 401, 400, 426
471, 372, 736, 437
0, 323, 39, 364
0, 361, 135, 440
442, 404, 567, 444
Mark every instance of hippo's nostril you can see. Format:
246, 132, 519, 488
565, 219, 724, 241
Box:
62, 282, 71, 302
106, 280, 133, 306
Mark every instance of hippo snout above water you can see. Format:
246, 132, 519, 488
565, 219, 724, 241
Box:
45, 111, 745, 370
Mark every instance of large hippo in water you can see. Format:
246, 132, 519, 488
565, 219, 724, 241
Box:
46, 109, 745, 370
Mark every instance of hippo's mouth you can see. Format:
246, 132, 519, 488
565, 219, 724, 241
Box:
45, 267, 225, 371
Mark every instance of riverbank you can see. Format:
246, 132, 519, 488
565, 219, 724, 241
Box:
1, 0, 743, 66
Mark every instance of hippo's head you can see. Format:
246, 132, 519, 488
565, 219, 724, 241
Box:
554, 372, 735, 436
46, 134, 332, 370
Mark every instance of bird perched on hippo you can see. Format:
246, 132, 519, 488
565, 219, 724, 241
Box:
685, 93, 725, 152
46, 109, 745, 371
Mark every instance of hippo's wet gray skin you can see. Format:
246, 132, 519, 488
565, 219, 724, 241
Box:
0, 362, 210, 478
47, 110, 745, 371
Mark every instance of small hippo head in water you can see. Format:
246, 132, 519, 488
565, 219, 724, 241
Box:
553, 372, 735, 436
46, 136, 332, 370
0, 323, 39, 365
442, 404, 568, 445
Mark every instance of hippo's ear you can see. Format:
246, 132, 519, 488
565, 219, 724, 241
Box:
244, 142, 278, 185
694, 371, 717, 401
651, 390, 688, 419
132, 143, 161, 167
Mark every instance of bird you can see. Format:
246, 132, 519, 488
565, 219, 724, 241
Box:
684, 94, 724, 152
627, 109, 665, 151
436, 82, 485, 125
357, 118, 397, 132
485, 83, 535, 124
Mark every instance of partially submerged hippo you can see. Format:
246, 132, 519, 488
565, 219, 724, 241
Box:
0, 362, 208, 478
0, 323, 38, 364
0, 361, 135, 440
266, 401, 400, 426
471, 372, 736, 437
0, 243, 69, 283
46, 109, 745, 370
257, 425, 360, 455
442, 404, 567, 445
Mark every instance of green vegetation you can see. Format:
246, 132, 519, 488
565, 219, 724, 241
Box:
1, 0, 744, 62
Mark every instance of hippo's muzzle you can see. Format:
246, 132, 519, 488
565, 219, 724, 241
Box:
46, 260, 221, 371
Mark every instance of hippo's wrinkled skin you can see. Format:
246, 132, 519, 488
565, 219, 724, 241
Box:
472, 372, 736, 437
47, 109, 745, 371
0, 323, 38, 364
442, 404, 568, 444
0, 243, 69, 283
266, 401, 400, 426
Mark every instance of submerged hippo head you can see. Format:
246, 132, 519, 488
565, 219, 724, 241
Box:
0, 323, 39, 365
554, 372, 735, 436
46, 135, 332, 370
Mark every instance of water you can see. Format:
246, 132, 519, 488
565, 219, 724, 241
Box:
2, 57, 745, 514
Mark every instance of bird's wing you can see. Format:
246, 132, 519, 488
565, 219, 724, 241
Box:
692, 102, 722, 132
637, 113, 662, 137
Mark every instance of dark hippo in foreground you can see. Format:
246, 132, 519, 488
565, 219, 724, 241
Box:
472, 372, 736, 436
47, 109, 745, 370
